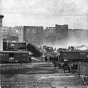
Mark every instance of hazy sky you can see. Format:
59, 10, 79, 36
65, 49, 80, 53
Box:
1, 0, 88, 29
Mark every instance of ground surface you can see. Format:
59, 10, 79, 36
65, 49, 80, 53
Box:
0, 62, 88, 88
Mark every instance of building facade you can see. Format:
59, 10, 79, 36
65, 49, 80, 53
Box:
68, 29, 88, 46
23, 26, 44, 46
44, 27, 55, 44
55, 24, 68, 39
2, 23, 88, 48
55, 24, 68, 47
2, 26, 23, 42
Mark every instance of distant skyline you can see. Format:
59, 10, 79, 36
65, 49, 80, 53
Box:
1, 0, 88, 29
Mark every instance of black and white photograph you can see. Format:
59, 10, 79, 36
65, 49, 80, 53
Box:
0, 0, 88, 88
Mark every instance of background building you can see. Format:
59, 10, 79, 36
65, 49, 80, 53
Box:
55, 24, 68, 40
23, 26, 44, 46
2, 26, 23, 42
2, 24, 88, 48
68, 29, 88, 46
55, 24, 68, 48
44, 27, 55, 44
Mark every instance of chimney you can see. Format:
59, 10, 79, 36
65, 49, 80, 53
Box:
0, 15, 4, 51
18, 26, 23, 42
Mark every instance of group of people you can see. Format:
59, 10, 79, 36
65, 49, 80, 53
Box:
44, 56, 78, 73
52, 60, 78, 73
45, 56, 58, 62
62, 61, 79, 72
62, 61, 70, 73
71, 63, 78, 70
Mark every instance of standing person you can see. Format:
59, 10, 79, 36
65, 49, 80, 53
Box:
56, 56, 58, 62
62, 60, 70, 73
49, 56, 51, 61
45, 56, 47, 62
29, 57, 32, 63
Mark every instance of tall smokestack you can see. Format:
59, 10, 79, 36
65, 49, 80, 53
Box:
18, 26, 23, 42
0, 15, 4, 51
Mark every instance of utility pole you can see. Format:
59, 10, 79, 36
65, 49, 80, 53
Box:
78, 61, 81, 77
0, 15, 4, 51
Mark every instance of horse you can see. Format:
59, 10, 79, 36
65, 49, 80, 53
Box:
52, 62, 62, 69
62, 63, 70, 73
